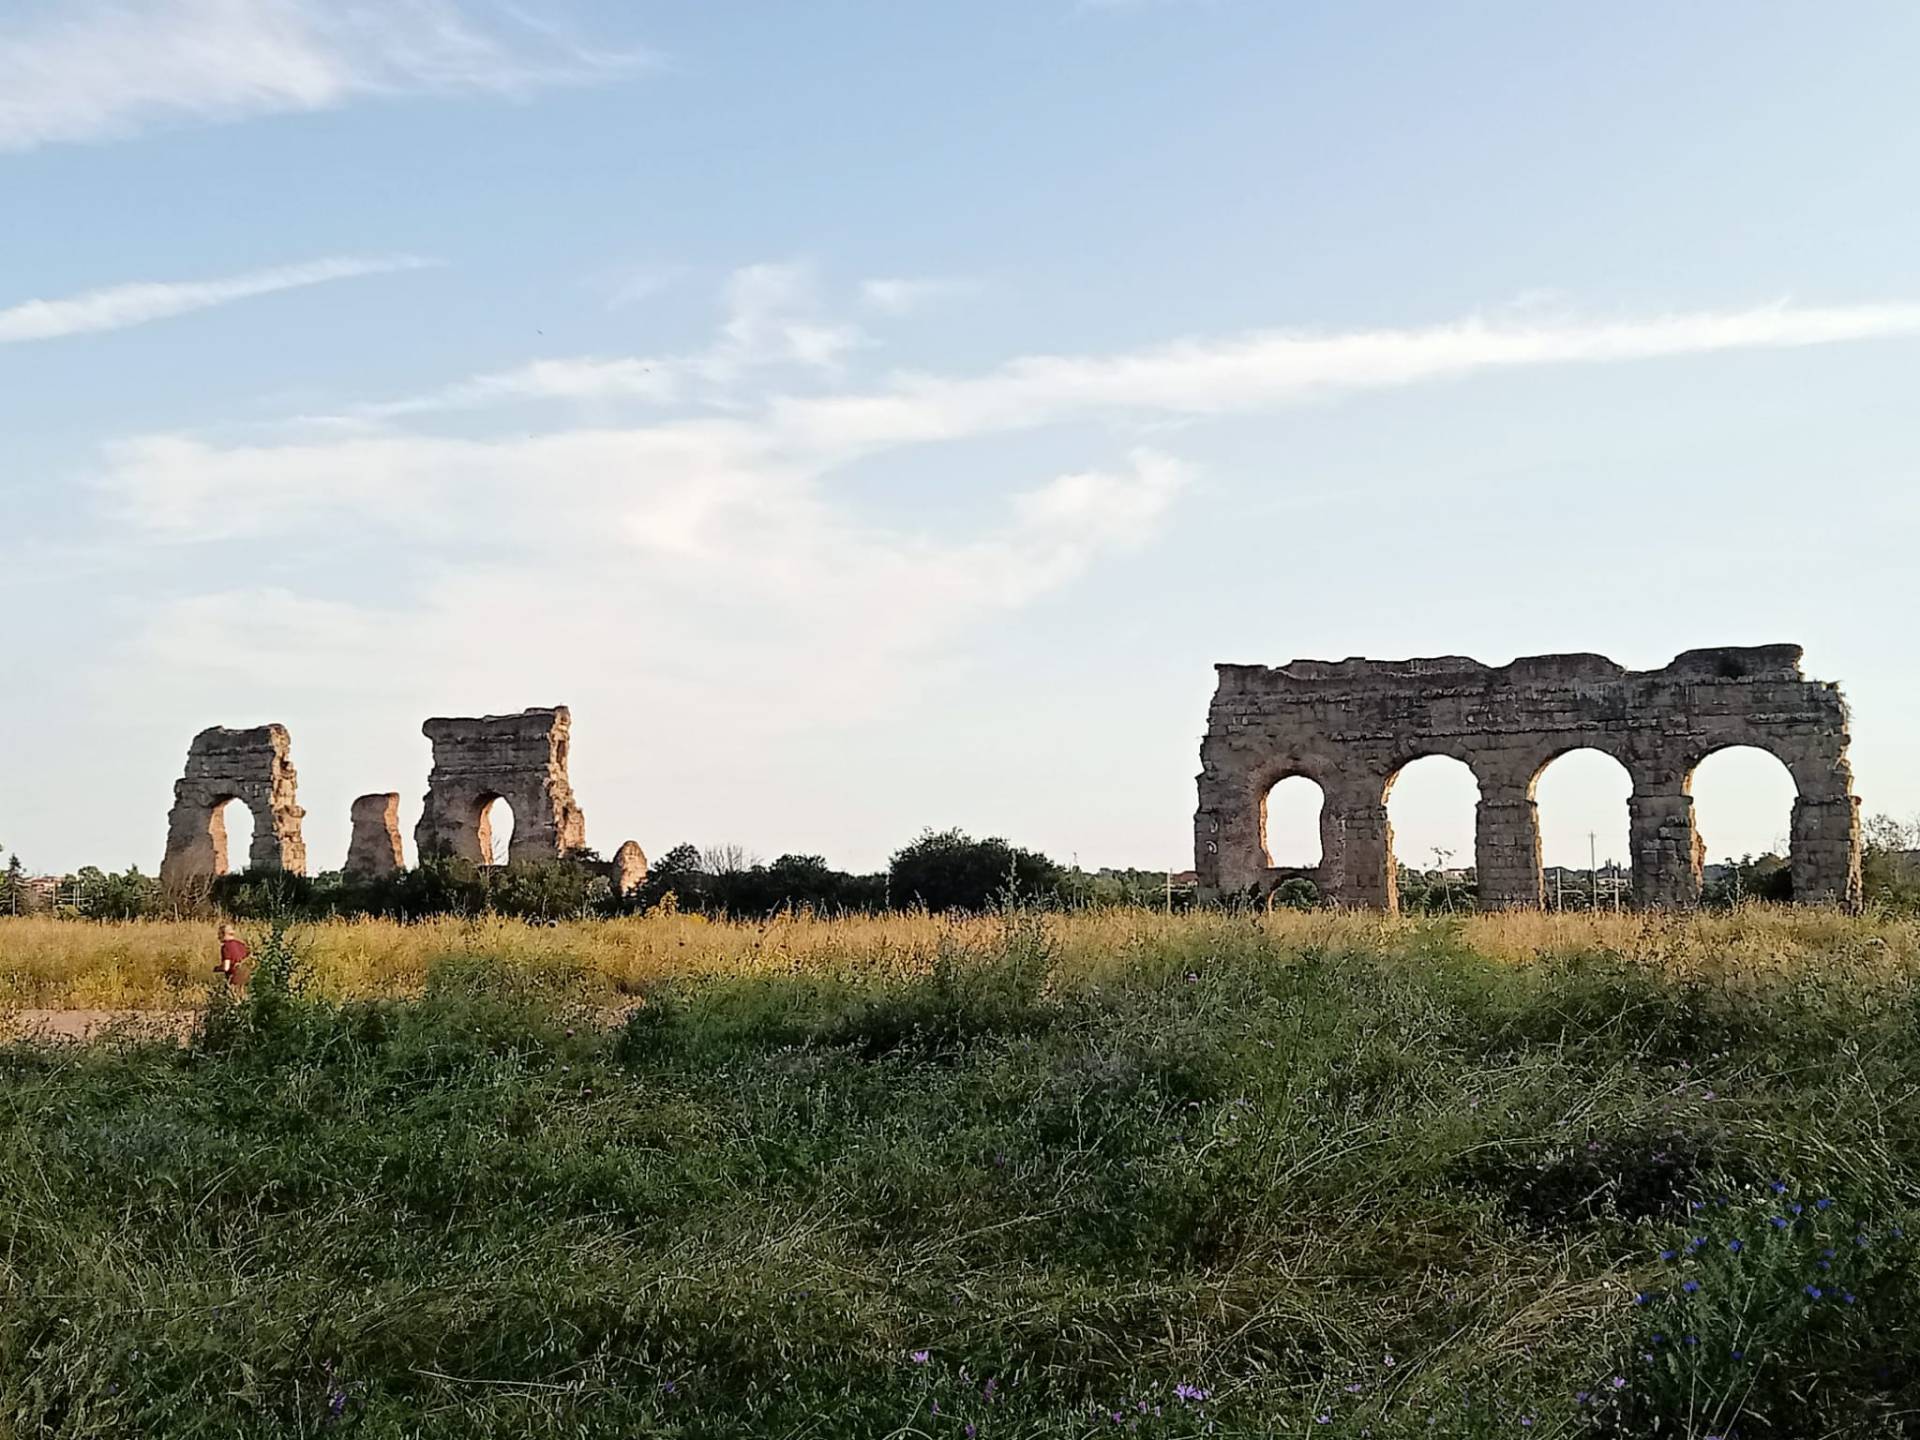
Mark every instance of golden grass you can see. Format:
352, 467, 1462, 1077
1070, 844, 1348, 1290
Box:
2, 905, 1917, 1011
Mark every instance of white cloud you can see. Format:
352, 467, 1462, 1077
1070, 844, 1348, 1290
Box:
859, 276, 974, 316
761, 300, 1920, 459
91, 292, 1920, 736
0, 255, 432, 344
0, 0, 642, 152
339, 261, 865, 420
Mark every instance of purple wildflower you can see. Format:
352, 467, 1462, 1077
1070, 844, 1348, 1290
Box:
911, 1350, 930, 1365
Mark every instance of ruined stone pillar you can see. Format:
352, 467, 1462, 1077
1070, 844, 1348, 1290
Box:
1194, 782, 1265, 895
1629, 789, 1699, 908
1476, 786, 1543, 910
159, 725, 307, 886
1324, 799, 1394, 910
611, 841, 649, 898
1790, 795, 1862, 908
345, 794, 405, 879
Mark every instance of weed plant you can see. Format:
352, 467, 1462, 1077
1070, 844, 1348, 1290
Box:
0, 907, 1916, 1435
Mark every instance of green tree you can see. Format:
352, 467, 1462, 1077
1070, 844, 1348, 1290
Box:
1862, 813, 1920, 909
632, 843, 709, 912
69, 865, 160, 920
887, 828, 1062, 913
2, 854, 35, 916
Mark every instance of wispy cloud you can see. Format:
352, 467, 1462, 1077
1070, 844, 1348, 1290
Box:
859, 276, 975, 316
760, 298, 1920, 458
341, 260, 863, 419
0, 255, 432, 345
91, 290, 1920, 732
0, 0, 643, 153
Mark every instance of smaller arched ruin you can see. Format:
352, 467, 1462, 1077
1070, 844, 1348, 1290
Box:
1194, 644, 1861, 911
158, 725, 308, 885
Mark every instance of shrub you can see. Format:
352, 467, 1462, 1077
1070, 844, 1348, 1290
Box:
888, 828, 1062, 912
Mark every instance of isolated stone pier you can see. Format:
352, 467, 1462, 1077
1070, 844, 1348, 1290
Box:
1193, 644, 1861, 912
345, 793, 405, 878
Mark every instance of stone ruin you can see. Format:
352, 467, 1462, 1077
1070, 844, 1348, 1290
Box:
158, 725, 309, 886
160, 704, 647, 890
345, 794, 404, 879
415, 707, 587, 864
1194, 644, 1861, 911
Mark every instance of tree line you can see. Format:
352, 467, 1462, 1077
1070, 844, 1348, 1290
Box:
7, 815, 1920, 921
3, 829, 1194, 923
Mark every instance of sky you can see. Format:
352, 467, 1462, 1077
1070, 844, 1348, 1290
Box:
3, 0, 1918, 880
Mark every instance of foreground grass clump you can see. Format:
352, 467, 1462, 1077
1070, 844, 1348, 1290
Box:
0, 909, 1918, 1436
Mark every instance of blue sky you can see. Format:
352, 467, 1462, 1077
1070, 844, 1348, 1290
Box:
3, 0, 1918, 878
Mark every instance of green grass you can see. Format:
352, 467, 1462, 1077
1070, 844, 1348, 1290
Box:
2, 910, 1918, 1436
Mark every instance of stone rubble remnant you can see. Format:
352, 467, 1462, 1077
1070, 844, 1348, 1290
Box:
159, 725, 308, 886
1193, 644, 1861, 911
415, 706, 587, 864
345, 793, 405, 878
610, 840, 648, 898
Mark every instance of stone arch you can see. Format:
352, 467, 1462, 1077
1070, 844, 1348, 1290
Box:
160, 725, 306, 886
1383, 753, 1481, 913
1687, 744, 1798, 900
416, 708, 587, 866
1530, 747, 1633, 909
1261, 773, 1328, 869
212, 796, 258, 876
476, 792, 518, 867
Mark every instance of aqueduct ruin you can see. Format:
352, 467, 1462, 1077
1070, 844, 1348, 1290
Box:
158, 725, 308, 887
415, 707, 587, 865
159, 705, 645, 893
1193, 644, 1861, 910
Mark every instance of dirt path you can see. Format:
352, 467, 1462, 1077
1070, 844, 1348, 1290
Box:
4, 1010, 200, 1043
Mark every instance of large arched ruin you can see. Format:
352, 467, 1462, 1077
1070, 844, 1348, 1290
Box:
1193, 645, 1860, 910
414, 707, 587, 865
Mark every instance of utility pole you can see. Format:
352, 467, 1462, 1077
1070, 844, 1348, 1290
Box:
1165, 866, 1173, 914
1589, 831, 1598, 913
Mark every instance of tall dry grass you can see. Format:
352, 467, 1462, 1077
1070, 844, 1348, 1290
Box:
1, 904, 1915, 1009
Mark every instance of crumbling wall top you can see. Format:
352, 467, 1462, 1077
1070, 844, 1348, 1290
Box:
1216, 644, 1807, 694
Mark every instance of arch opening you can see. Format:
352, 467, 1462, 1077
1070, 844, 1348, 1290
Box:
1534, 748, 1632, 911
1689, 746, 1797, 902
1261, 775, 1325, 869
1385, 755, 1479, 913
477, 794, 517, 867
212, 797, 257, 876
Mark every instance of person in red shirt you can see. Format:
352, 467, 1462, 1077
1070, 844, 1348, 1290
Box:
216, 924, 250, 991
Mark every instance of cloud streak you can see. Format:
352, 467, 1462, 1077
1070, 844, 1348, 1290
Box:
762, 299, 1920, 457
92, 291, 1920, 731
0, 0, 641, 153
0, 255, 433, 344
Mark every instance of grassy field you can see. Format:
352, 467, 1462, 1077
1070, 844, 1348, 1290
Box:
1, 907, 1919, 1436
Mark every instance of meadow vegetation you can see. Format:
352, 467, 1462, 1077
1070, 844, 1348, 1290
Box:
0, 906, 1918, 1436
